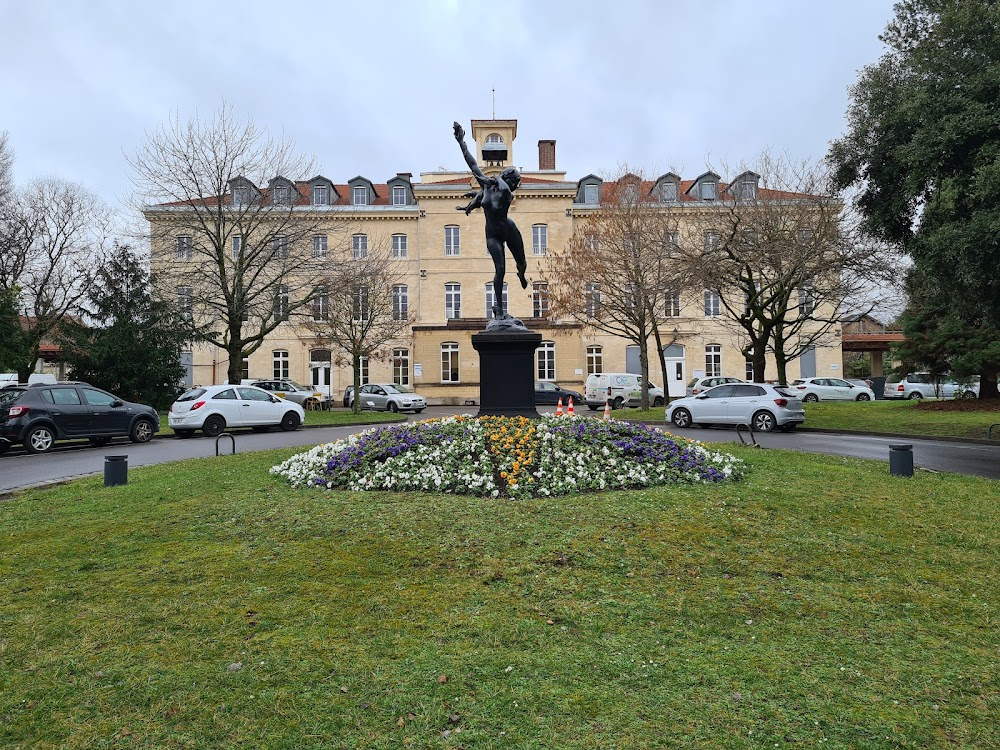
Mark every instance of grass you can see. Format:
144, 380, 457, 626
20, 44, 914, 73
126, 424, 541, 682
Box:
625, 399, 1000, 440
157, 408, 405, 433
1, 446, 998, 748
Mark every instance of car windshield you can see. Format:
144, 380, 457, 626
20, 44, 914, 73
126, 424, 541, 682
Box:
394, 384, 414, 393
288, 381, 309, 390
380, 384, 403, 394
885, 374, 902, 384
176, 387, 207, 402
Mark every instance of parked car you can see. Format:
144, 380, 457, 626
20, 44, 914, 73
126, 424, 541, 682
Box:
0, 382, 159, 454
788, 377, 875, 402
666, 382, 805, 432
248, 379, 329, 409
534, 381, 584, 405
685, 376, 746, 397
882, 372, 977, 400
168, 384, 304, 437
584, 373, 665, 409
350, 383, 426, 413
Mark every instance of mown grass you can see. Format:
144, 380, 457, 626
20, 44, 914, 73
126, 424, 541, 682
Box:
157, 408, 404, 433
1, 447, 997, 748
626, 399, 1000, 440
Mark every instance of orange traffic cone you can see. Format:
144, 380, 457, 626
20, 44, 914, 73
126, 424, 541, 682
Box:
603, 400, 611, 420
567, 396, 575, 416
555, 397, 564, 416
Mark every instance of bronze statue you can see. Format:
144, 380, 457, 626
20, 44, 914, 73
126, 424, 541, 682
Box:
453, 122, 528, 323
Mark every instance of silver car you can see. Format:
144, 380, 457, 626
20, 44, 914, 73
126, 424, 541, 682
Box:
666, 383, 805, 432
249, 379, 329, 409
685, 376, 746, 397
353, 383, 426, 413
789, 377, 875, 402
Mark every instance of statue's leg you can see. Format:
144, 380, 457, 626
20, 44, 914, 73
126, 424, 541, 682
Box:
506, 223, 528, 289
486, 235, 506, 317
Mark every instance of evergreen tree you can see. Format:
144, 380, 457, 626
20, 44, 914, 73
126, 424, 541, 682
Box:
61, 244, 187, 409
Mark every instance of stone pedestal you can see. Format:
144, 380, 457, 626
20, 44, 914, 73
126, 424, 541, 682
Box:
471, 331, 542, 418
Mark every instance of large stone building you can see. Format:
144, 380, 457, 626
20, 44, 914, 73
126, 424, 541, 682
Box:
146, 118, 843, 404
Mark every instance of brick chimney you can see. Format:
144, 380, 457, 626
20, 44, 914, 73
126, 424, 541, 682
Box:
538, 140, 556, 171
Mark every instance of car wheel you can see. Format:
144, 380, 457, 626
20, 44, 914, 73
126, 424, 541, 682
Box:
612, 397, 624, 410
855, 393, 871, 401
89, 436, 113, 447
388, 401, 399, 413
0, 442, 9, 455
202, 415, 226, 437
130, 419, 155, 444
653, 397, 664, 407
752, 410, 776, 432
671, 408, 692, 429
173, 429, 194, 439
803, 393, 819, 403
25, 425, 56, 454
280, 411, 301, 432
908, 391, 923, 400
961, 390, 977, 399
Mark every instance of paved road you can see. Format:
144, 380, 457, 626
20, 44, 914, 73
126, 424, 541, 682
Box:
2, 406, 998, 496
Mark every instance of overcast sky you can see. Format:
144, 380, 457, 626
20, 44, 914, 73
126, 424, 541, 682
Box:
3, 0, 896, 211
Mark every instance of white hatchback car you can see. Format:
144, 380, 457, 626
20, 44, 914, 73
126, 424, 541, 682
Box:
169, 384, 305, 437
666, 383, 805, 432
685, 376, 746, 397
788, 377, 875, 402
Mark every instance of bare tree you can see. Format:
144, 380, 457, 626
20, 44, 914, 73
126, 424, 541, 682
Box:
0, 178, 112, 380
131, 104, 342, 385
304, 234, 412, 413
681, 153, 895, 384
0, 132, 13, 205
549, 170, 683, 408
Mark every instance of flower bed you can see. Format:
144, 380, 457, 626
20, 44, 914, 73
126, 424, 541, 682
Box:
270, 415, 744, 499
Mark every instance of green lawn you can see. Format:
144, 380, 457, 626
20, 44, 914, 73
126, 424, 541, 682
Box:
1, 447, 997, 748
625, 399, 1000, 440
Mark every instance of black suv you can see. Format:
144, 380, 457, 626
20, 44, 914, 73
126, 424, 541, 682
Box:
0, 383, 159, 454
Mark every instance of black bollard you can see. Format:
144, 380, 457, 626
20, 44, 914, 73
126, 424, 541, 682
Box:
104, 455, 128, 487
888, 444, 913, 478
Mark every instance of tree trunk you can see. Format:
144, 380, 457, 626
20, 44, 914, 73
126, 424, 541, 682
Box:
352, 352, 362, 414
639, 340, 650, 411
649, 319, 670, 396
980, 367, 999, 400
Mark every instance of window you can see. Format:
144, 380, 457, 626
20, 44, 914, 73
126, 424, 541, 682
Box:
445, 225, 460, 256
584, 233, 598, 252
82, 388, 116, 407
232, 186, 250, 206
352, 234, 368, 259
274, 284, 289, 321
393, 348, 410, 385
799, 282, 815, 316
584, 183, 599, 204
532, 224, 548, 256
532, 281, 550, 319
232, 235, 242, 259
392, 185, 407, 206
486, 133, 504, 144
273, 236, 289, 259
705, 345, 722, 377
537, 341, 555, 381
392, 233, 407, 258
392, 284, 408, 320
587, 345, 603, 375
273, 186, 290, 205
273, 350, 290, 379
359, 356, 369, 385
312, 289, 329, 321
660, 181, 678, 202
736, 178, 756, 201
352, 186, 368, 206
312, 235, 328, 258
176, 286, 193, 318
353, 286, 369, 322
746, 357, 754, 381
42, 387, 82, 406
665, 287, 681, 317
441, 342, 459, 382
176, 235, 193, 260
213, 388, 237, 400
445, 283, 461, 319
485, 282, 507, 319
585, 282, 601, 317
241, 356, 250, 382
312, 185, 328, 206
704, 289, 721, 317
664, 230, 680, 257
704, 231, 720, 253
700, 181, 717, 200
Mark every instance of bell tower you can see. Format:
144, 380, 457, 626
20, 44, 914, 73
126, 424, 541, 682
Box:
470, 119, 517, 175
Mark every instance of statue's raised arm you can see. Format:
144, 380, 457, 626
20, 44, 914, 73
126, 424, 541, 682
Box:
453, 121, 488, 186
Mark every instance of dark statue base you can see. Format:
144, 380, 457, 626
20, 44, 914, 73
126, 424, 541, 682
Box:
471, 330, 542, 418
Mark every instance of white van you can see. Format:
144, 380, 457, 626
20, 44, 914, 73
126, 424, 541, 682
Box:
585, 373, 664, 409
0, 373, 57, 387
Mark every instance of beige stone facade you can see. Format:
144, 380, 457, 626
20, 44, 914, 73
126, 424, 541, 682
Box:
148, 118, 843, 404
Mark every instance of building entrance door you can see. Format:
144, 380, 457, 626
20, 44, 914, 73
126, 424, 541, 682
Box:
309, 349, 332, 401
662, 344, 686, 398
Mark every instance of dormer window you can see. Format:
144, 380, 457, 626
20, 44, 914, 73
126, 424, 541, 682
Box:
352, 186, 368, 206
660, 181, 678, 202
273, 186, 289, 205
392, 185, 406, 206
232, 186, 250, 206
735, 178, 757, 201
584, 184, 599, 204
312, 185, 329, 206
700, 181, 717, 200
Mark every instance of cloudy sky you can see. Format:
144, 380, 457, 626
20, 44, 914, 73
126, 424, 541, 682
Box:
4, 0, 896, 210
